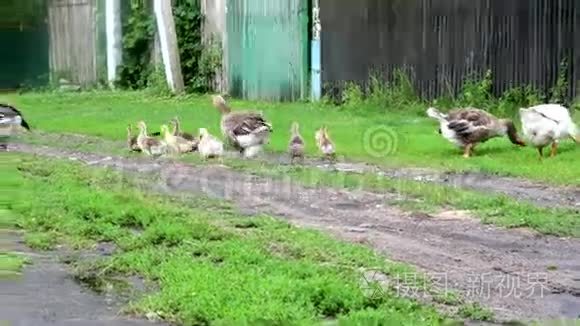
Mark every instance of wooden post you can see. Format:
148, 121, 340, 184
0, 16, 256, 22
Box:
105, 0, 122, 87
153, 0, 185, 93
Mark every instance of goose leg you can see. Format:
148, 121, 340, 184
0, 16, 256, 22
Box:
462, 144, 473, 158
550, 141, 558, 157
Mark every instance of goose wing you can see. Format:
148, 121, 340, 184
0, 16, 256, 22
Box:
526, 104, 571, 124
226, 112, 272, 136
446, 108, 493, 136
0, 104, 23, 117
0, 104, 30, 130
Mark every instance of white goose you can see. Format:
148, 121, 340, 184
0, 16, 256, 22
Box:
198, 128, 224, 159
519, 104, 579, 159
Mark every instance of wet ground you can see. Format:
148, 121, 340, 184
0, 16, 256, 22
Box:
9, 143, 580, 323
0, 230, 164, 326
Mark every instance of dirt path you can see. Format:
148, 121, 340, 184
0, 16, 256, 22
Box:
17, 132, 580, 210
0, 230, 164, 326
10, 143, 580, 323
259, 153, 580, 210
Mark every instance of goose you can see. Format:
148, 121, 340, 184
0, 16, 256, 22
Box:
170, 117, 198, 151
0, 104, 30, 151
427, 107, 526, 158
127, 124, 141, 152
170, 116, 196, 141
198, 128, 224, 159
127, 123, 161, 153
519, 104, 579, 159
288, 122, 305, 164
211, 95, 273, 158
161, 124, 196, 155
315, 126, 336, 161
136, 121, 167, 156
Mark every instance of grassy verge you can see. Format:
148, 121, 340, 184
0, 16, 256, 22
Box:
0, 252, 29, 278
2, 153, 451, 325
2, 91, 579, 186
219, 159, 580, 238
11, 129, 580, 238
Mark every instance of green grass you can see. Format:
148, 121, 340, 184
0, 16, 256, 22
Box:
457, 303, 494, 321
2, 91, 579, 186
2, 152, 451, 325
0, 252, 29, 278
220, 160, 580, 238
9, 120, 579, 237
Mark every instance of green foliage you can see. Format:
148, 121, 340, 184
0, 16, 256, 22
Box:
341, 69, 421, 113
0, 0, 47, 24
458, 302, 494, 321
115, 0, 221, 93
548, 58, 569, 105
116, 1, 156, 90
336, 64, 576, 118
144, 66, 172, 97
457, 70, 493, 108
173, 0, 222, 93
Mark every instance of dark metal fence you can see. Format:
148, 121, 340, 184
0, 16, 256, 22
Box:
320, 0, 579, 101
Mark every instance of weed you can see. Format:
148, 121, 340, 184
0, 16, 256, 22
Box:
433, 291, 463, 306
458, 302, 494, 321
548, 58, 570, 105
24, 232, 58, 250
457, 69, 493, 109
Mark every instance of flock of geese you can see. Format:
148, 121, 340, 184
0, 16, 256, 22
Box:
1, 97, 578, 161
427, 103, 579, 159
125, 95, 336, 163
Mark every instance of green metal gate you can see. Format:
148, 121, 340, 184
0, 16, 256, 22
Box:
0, 1, 49, 89
226, 0, 309, 101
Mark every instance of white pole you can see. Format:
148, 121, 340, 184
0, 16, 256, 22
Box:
153, 0, 185, 93
105, 0, 122, 87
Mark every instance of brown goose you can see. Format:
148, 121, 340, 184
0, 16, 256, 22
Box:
127, 124, 140, 152
427, 107, 526, 158
288, 122, 305, 164
127, 123, 161, 153
170, 116, 196, 140
315, 125, 336, 161
136, 121, 167, 156
211, 95, 273, 158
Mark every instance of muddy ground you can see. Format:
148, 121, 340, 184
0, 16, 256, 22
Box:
17, 132, 580, 210
0, 230, 164, 326
9, 143, 580, 323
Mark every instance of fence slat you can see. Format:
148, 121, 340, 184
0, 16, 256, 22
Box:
319, 0, 579, 101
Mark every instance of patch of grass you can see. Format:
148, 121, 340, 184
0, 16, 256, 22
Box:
2, 91, 579, 185
4, 153, 446, 325
432, 291, 463, 306
24, 232, 58, 250
224, 161, 580, 238
458, 302, 494, 321
0, 252, 29, 278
